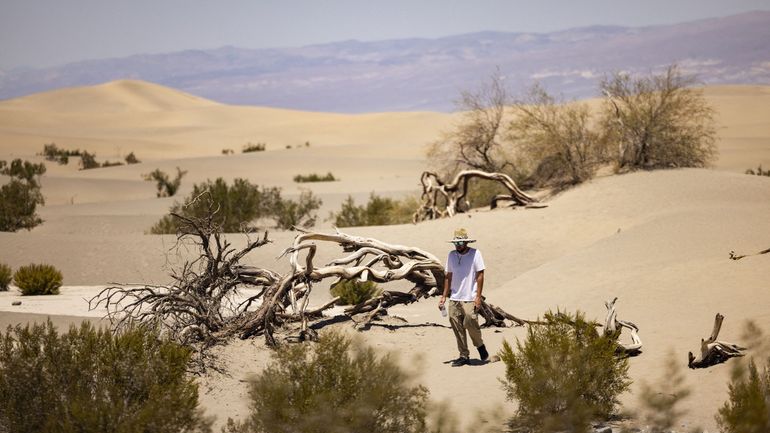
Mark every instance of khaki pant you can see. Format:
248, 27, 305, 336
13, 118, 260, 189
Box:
448, 300, 484, 358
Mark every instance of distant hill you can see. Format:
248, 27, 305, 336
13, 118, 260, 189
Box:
1, 11, 769, 112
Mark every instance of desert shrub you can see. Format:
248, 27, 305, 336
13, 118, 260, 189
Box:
101, 160, 123, 168
223, 330, 428, 433
600, 64, 717, 170
717, 357, 770, 433
13, 263, 63, 296
149, 178, 320, 233
274, 189, 322, 230
79, 150, 100, 170
293, 172, 337, 183
745, 164, 770, 177
509, 85, 609, 186
330, 279, 381, 305
0, 320, 211, 433
638, 353, 693, 433
716, 322, 770, 433
222, 148, 234, 155
500, 310, 631, 433
243, 142, 266, 153
332, 193, 416, 227
124, 152, 140, 164
0, 263, 11, 291
41, 143, 81, 165
143, 167, 188, 197
0, 159, 46, 232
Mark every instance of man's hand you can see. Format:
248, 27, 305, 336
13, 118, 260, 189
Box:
474, 297, 482, 311
438, 296, 446, 310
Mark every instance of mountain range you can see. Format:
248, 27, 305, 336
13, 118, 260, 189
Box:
1, 11, 769, 112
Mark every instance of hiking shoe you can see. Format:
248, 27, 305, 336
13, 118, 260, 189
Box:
477, 344, 489, 362
451, 357, 469, 367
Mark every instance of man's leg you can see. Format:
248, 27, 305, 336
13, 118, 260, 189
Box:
461, 302, 486, 358
448, 300, 470, 359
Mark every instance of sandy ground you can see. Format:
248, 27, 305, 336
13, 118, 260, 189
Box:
1, 81, 770, 431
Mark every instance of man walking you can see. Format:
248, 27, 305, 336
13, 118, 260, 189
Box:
439, 228, 489, 367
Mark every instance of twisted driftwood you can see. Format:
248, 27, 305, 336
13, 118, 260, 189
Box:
603, 297, 642, 355
688, 313, 747, 369
91, 209, 524, 349
413, 170, 543, 222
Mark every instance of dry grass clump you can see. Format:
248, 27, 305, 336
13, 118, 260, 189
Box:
0, 263, 11, 291
331, 279, 382, 306
13, 263, 62, 296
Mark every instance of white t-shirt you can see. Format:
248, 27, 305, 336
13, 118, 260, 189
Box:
445, 247, 485, 301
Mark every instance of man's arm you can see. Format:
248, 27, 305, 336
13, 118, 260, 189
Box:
474, 270, 484, 310
439, 272, 452, 310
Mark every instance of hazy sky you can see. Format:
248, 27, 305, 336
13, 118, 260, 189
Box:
1, 0, 768, 70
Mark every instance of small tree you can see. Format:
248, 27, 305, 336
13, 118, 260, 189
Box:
509, 85, 608, 186
500, 310, 630, 433
143, 167, 188, 197
427, 71, 516, 176
600, 65, 717, 170
223, 331, 428, 433
0, 320, 212, 433
0, 159, 46, 232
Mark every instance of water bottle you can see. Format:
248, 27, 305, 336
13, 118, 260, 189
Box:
440, 304, 448, 317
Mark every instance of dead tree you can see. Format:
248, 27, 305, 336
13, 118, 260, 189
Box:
91, 201, 527, 348
89, 209, 275, 347
729, 247, 770, 261
233, 227, 525, 344
688, 313, 747, 369
603, 297, 642, 355
414, 169, 543, 223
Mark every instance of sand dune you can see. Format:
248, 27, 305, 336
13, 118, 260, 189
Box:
1, 81, 769, 431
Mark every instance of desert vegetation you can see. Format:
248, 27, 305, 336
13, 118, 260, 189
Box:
293, 172, 337, 182
0, 320, 211, 433
0, 158, 46, 231
148, 178, 321, 233
42, 143, 138, 168
223, 331, 428, 433
41, 143, 82, 165
13, 263, 63, 296
0, 263, 11, 291
500, 310, 631, 433
428, 65, 717, 197
745, 164, 770, 176
330, 279, 382, 306
124, 151, 141, 164
331, 194, 417, 227
242, 142, 266, 153
143, 167, 188, 197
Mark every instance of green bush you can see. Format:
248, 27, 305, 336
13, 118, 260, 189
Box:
150, 178, 321, 233
293, 172, 337, 183
717, 357, 770, 433
0, 320, 211, 433
41, 143, 81, 165
242, 142, 266, 153
13, 264, 63, 296
638, 353, 692, 433
0, 263, 11, 291
500, 310, 631, 433
143, 167, 188, 197
223, 330, 428, 433
274, 189, 322, 230
0, 159, 46, 232
330, 279, 381, 306
332, 193, 417, 227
